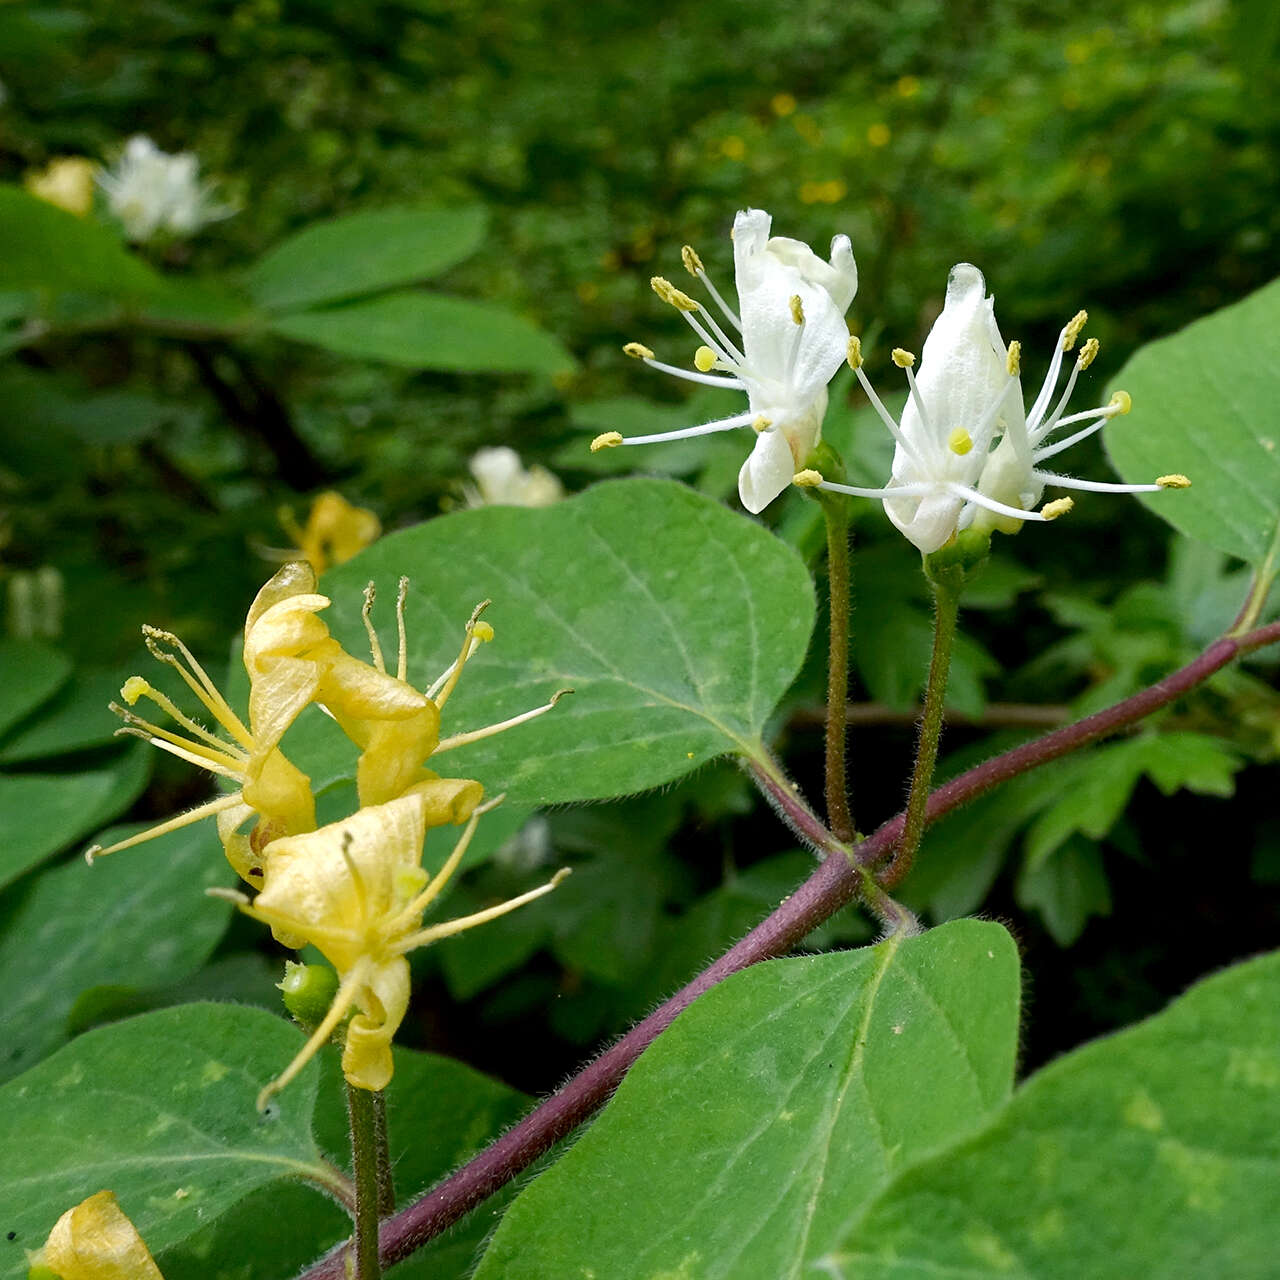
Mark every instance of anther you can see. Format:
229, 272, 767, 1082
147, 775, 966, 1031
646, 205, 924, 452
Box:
471, 620, 496, 642
694, 346, 717, 372
590, 431, 623, 451
892, 348, 916, 368
120, 675, 149, 705
1062, 310, 1088, 351
1041, 497, 1074, 520
1156, 474, 1191, 489
752, 416, 772, 433
948, 427, 973, 456
651, 277, 699, 311
792, 470, 824, 488
623, 341, 655, 360
846, 335, 863, 370
790, 295, 805, 325
1108, 390, 1132, 415
1006, 340, 1022, 377
1077, 337, 1099, 370
681, 245, 704, 276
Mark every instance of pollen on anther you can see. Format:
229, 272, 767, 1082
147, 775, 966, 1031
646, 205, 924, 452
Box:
1042, 497, 1074, 520
948, 427, 973, 456
892, 348, 916, 368
792, 469, 824, 488
590, 431, 623, 452
681, 245, 704, 276
623, 341, 654, 360
694, 345, 717, 372
1006, 340, 1022, 377
752, 415, 772, 433
471, 621, 496, 642
120, 675, 149, 705
1077, 337, 1100, 369
846, 335, 863, 370
790, 295, 805, 325
651, 276, 699, 311
1157, 473, 1191, 489
1062, 310, 1088, 351
1108, 390, 1132, 415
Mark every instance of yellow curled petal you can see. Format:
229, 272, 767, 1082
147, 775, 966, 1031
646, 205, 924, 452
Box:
36, 1190, 164, 1280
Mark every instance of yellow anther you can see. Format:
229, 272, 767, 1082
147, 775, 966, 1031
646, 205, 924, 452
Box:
1108, 390, 1132, 415
847, 335, 863, 370
590, 432, 623, 452
694, 345, 718, 373
1006, 340, 1022, 377
752, 416, 772, 433
651, 276, 699, 311
681, 245, 704, 276
790, 294, 805, 325
892, 348, 916, 368
1041, 497, 1074, 521
120, 675, 149, 705
1062, 309, 1088, 351
471, 620, 495, 642
948, 427, 973, 456
1157, 473, 1191, 489
1077, 337, 1100, 369
792, 469, 825, 488
623, 341, 655, 360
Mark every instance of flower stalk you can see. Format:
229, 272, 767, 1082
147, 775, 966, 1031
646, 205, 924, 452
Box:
346, 1082, 384, 1280
820, 489, 855, 842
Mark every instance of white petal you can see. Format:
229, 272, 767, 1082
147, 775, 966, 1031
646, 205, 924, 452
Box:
738, 427, 796, 514
762, 233, 858, 313
884, 486, 966, 555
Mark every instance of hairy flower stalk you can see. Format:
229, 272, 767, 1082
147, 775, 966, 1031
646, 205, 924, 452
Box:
795, 264, 1189, 551
591, 208, 857, 513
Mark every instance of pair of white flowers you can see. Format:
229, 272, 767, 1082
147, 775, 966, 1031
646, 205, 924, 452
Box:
592, 208, 1185, 551
97, 135, 233, 243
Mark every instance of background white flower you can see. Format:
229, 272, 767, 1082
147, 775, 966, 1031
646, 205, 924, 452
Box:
465, 446, 564, 508
97, 135, 235, 242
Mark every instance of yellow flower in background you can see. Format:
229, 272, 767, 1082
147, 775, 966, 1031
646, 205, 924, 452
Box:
24, 157, 96, 217
279, 491, 381, 574
216, 792, 569, 1106
27, 1191, 163, 1280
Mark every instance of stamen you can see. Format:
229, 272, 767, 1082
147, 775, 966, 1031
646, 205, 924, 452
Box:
434, 689, 572, 755
892, 348, 916, 368
752, 415, 772, 433
1029, 470, 1162, 494
142, 627, 253, 749
109, 703, 247, 774
900, 364, 938, 455
947, 482, 1050, 524
1041, 497, 1074, 520
396, 577, 409, 682
623, 342, 655, 360
1077, 337, 1099, 370
342, 836, 369, 927
119, 675, 243, 757
792, 469, 824, 488
846, 335, 863, 370
790, 295, 805, 325
1109, 390, 1132, 415
680, 245, 704, 276
429, 601, 492, 706
694, 346, 717, 372
84, 792, 245, 863
640, 356, 746, 389
1006, 340, 1022, 377
1062, 310, 1088, 351
852, 366, 928, 468
362, 583, 385, 674
590, 413, 758, 450
948, 427, 973, 456
591, 431, 623, 452
651, 277, 699, 312
1157, 474, 1191, 488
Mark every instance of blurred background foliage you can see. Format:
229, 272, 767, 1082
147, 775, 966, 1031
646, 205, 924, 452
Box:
0, 0, 1278, 1095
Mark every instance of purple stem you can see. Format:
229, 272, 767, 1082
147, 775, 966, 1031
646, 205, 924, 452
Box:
295, 617, 1280, 1279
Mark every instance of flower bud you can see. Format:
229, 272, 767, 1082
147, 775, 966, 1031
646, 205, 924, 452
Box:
278, 961, 340, 1029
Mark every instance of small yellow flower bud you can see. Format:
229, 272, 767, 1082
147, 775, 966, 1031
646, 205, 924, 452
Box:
1006, 340, 1022, 377
1062, 309, 1088, 351
622, 341, 655, 360
1041, 497, 1075, 521
694, 345, 717, 372
892, 348, 916, 368
792, 469, 825, 487
1108, 390, 1132, 415
1077, 337, 1100, 369
681, 244, 704, 276
948, 427, 973, 456
1156, 473, 1191, 489
846, 335, 863, 370
590, 431, 624, 452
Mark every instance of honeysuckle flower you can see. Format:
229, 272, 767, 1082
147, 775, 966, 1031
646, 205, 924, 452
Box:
27, 1190, 163, 1280
97, 135, 234, 242
590, 208, 856, 513
24, 157, 96, 217
278, 490, 381, 574
213, 792, 569, 1106
797, 264, 1188, 552
87, 562, 331, 886
464, 446, 564, 508
314, 578, 571, 811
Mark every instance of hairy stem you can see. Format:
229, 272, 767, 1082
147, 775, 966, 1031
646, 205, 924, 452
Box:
822, 495, 855, 841
346, 1084, 383, 1280
294, 615, 1280, 1279
373, 1089, 395, 1216
882, 578, 959, 888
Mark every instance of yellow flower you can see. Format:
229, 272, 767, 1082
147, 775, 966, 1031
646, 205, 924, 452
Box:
87, 563, 333, 887
216, 792, 568, 1106
27, 1190, 163, 1280
279, 491, 381, 574
24, 157, 96, 217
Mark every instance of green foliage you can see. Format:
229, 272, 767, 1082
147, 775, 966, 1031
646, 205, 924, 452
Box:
473, 921, 1020, 1279
0, 640, 70, 736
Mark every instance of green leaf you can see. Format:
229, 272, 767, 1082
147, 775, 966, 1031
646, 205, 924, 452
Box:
831, 943, 1280, 1278
247, 205, 488, 311
270, 290, 575, 374
313, 478, 815, 805
0, 1004, 332, 1274
0, 187, 164, 297
134, 277, 259, 335
0, 745, 150, 889
1107, 274, 1280, 567
472, 920, 1020, 1280
0, 819, 233, 1082
1016, 834, 1113, 946
0, 668, 128, 762
0, 640, 71, 737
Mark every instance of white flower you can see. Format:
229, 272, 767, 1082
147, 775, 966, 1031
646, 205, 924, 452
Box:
464, 446, 564, 508
97, 135, 235, 243
799, 264, 1188, 553
591, 208, 857, 514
